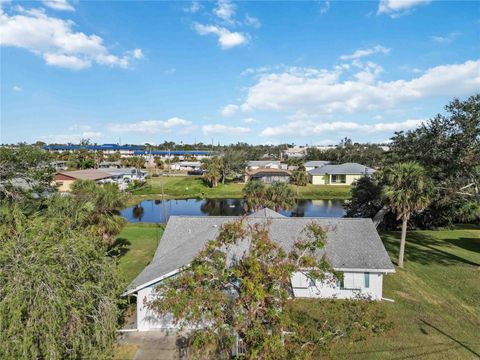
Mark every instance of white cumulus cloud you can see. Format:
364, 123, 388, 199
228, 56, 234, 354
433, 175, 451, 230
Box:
107, 117, 192, 133
214, 0, 236, 23
240, 59, 480, 115
0, 6, 143, 70
220, 104, 239, 117
202, 124, 251, 135
12, 85, 22, 91
340, 45, 390, 61
431, 32, 460, 44
261, 119, 425, 137
42, 0, 74, 11
378, 0, 431, 17
193, 23, 248, 49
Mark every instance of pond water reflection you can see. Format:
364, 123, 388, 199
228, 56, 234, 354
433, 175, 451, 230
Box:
121, 198, 346, 223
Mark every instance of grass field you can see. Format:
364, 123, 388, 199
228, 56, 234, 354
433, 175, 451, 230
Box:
115, 224, 480, 359
331, 228, 480, 359
115, 223, 164, 284
130, 175, 351, 203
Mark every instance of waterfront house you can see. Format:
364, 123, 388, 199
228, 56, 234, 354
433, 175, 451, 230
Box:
308, 163, 375, 185
53, 169, 113, 192
245, 168, 291, 184
123, 209, 395, 331
304, 160, 332, 172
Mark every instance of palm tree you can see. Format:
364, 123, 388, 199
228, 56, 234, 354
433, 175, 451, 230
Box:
201, 157, 223, 188
265, 181, 296, 212
382, 162, 432, 268
243, 180, 266, 212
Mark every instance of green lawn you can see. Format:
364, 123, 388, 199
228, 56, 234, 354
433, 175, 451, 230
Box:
331, 227, 480, 359
115, 223, 480, 359
115, 223, 164, 284
130, 176, 351, 202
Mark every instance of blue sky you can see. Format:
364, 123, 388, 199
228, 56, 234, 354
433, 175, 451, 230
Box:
1, 0, 479, 145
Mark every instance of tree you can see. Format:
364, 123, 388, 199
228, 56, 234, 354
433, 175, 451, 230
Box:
0, 145, 55, 201
382, 162, 432, 267
345, 176, 383, 219
0, 204, 121, 359
243, 180, 266, 212
47, 180, 128, 245
266, 181, 296, 212
149, 219, 335, 359
222, 149, 247, 182
388, 95, 480, 226
201, 157, 223, 188
291, 165, 308, 186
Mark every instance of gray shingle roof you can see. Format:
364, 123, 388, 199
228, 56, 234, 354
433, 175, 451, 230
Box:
247, 161, 281, 167
125, 210, 394, 294
308, 163, 375, 175
304, 161, 331, 167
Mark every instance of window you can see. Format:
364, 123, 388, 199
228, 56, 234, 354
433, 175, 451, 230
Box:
337, 276, 345, 289
331, 174, 346, 184
364, 272, 370, 288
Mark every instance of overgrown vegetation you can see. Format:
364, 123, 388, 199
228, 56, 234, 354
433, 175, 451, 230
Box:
0, 147, 127, 359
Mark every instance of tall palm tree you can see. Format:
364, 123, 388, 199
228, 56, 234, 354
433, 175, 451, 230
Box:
201, 157, 223, 188
265, 181, 296, 212
382, 162, 432, 267
243, 180, 266, 212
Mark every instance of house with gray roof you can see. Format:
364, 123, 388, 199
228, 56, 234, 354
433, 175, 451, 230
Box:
308, 162, 375, 186
304, 160, 332, 172
124, 209, 394, 331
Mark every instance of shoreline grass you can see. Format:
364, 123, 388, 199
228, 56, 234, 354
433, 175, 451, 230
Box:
128, 176, 351, 206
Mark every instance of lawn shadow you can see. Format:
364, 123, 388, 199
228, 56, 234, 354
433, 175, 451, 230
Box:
109, 237, 132, 258
382, 232, 480, 267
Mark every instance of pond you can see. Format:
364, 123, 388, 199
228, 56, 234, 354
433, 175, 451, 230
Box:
121, 198, 347, 223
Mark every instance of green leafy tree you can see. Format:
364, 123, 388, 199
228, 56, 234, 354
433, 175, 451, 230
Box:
266, 181, 296, 212
222, 149, 247, 182
389, 95, 480, 226
0, 145, 55, 200
243, 180, 266, 212
382, 162, 432, 267
201, 157, 223, 188
345, 175, 383, 218
47, 180, 128, 245
150, 220, 335, 359
291, 165, 308, 186
0, 204, 121, 359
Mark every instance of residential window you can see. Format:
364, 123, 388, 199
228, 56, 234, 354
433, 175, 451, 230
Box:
331, 174, 346, 183
364, 272, 370, 288
337, 276, 345, 289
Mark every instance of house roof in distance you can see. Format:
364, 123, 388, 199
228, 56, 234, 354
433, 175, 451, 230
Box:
247, 160, 281, 167
125, 209, 394, 295
247, 168, 291, 176
304, 161, 332, 167
56, 169, 112, 181
309, 163, 375, 175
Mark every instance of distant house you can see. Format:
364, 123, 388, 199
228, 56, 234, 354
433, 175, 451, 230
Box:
51, 160, 68, 171
245, 168, 291, 184
283, 146, 307, 159
123, 209, 395, 331
99, 161, 121, 169
308, 163, 375, 185
170, 161, 202, 171
246, 160, 283, 170
54, 170, 112, 192
304, 160, 332, 172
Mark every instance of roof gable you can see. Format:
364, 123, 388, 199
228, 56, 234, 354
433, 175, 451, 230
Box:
125, 214, 394, 294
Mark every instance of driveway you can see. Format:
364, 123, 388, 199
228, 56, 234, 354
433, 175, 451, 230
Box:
117, 331, 188, 360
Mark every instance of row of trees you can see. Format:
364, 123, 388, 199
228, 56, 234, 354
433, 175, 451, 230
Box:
0, 147, 128, 358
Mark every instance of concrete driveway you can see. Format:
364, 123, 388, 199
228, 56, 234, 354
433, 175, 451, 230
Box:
117, 331, 188, 360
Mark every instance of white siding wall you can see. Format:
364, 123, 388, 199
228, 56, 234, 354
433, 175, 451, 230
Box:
291, 271, 384, 300
137, 287, 179, 331
136, 271, 385, 331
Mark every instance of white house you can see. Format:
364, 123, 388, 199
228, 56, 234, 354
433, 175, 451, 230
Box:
246, 160, 284, 170
170, 161, 202, 171
123, 209, 395, 331
309, 163, 375, 186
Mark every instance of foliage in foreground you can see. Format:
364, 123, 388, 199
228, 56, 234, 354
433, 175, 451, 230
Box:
150, 219, 388, 359
243, 180, 296, 212
0, 205, 121, 359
